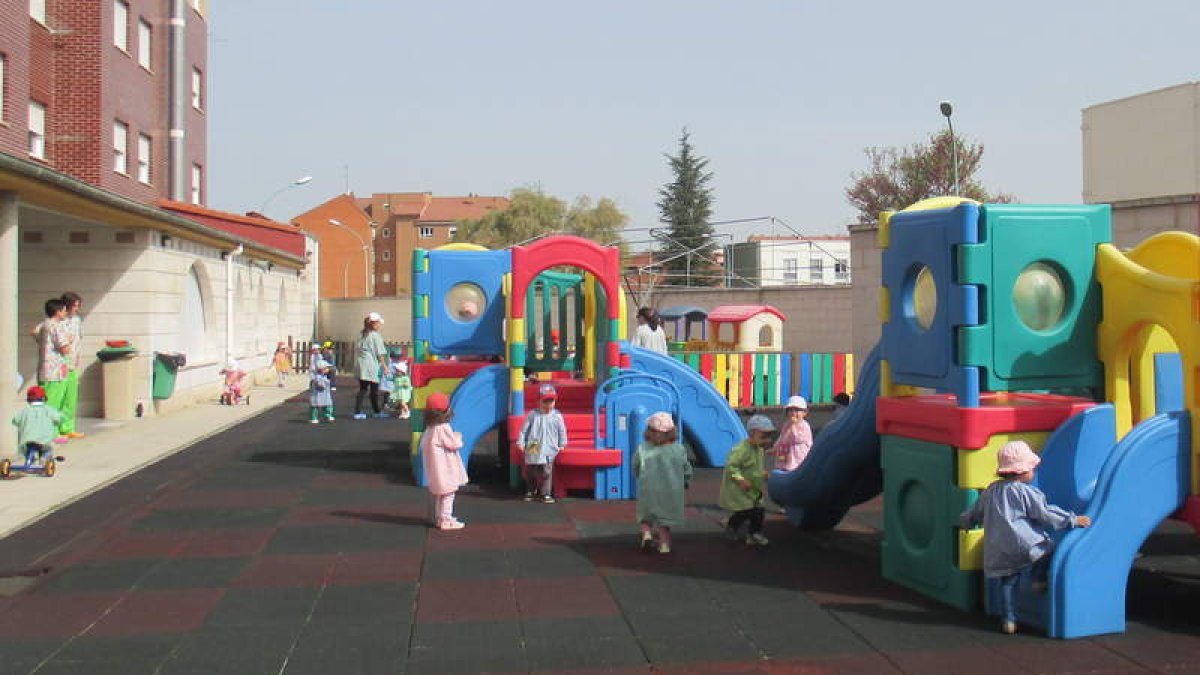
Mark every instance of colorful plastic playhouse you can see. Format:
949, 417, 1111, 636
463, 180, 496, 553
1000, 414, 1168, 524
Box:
770, 197, 1198, 638
408, 236, 747, 501
704, 304, 786, 352
657, 305, 707, 351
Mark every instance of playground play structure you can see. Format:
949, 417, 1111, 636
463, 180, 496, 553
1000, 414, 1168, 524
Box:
408, 200, 1198, 639
768, 198, 1199, 638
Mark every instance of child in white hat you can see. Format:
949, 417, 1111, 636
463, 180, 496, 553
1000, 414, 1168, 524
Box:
633, 412, 693, 554
959, 440, 1092, 634
773, 395, 812, 471
719, 414, 776, 546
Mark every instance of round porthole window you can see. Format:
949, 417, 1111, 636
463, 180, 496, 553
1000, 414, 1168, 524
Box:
445, 283, 486, 323
1013, 262, 1067, 332
904, 265, 937, 332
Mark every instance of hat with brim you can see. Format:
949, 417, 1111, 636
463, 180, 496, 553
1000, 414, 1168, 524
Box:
997, 440, 1040, 475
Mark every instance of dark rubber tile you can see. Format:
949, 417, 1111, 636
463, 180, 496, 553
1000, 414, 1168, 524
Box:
158, 624, 298, 675
38, 634, 181, 672
284, 622, 408, 675
523, 616, 647, 671
408, 620, 526, 673
415, 578, 519, 623
231, 553, 339, 587
508, 546, 597, 578
39, 559, 161, 593
514, 576, 621, 620
202, 586, 320, 628
137, 557, 249, 590
308, 582, 416, 625
421, 549, 511, 580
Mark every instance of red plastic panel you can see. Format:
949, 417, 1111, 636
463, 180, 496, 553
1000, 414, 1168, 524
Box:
833, 353, 846, 396
411, 361, 494, 388
876, 393, 1095, 449
741, 354, 753, 407
510, 236, 622, 319
700, 353, 714, 381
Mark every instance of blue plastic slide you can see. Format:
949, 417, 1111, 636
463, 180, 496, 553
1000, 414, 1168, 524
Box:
621, 344, 746, 466
996, 406, 1191, 638
767, 344, 883, 529
423, 364, 508, 484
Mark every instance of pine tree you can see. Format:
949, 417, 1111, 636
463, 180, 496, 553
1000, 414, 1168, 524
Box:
656, 129, 720, 286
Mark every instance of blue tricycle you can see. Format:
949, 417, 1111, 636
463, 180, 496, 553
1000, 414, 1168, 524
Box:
0, 443, 58, 478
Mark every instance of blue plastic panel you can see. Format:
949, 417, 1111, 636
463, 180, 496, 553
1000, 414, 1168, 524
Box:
881, 204, 981, 403
427, 249, 510, 355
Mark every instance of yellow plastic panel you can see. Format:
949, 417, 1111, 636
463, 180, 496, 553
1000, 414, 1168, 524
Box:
957, 432, 1049, 490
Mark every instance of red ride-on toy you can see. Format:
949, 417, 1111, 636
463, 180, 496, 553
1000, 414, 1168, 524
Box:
0, 443, 58, 478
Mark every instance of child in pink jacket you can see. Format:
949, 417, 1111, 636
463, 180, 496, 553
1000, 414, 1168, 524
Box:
773, 396, 813, 471
421, 392, 468, 530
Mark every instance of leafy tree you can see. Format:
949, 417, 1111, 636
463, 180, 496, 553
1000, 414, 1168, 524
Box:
656, 128, 720, 286
846, 130, 1015, 225
452, 187, 628, 250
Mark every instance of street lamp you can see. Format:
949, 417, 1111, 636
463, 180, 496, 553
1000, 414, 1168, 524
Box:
258, 175, 314, 214
939, 101, 959, 196
328, 218, 371, 298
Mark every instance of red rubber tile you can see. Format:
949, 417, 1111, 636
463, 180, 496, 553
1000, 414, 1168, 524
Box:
154, 488, 300, 510
415, 578, 518, 623
89, 531, 189, 561
330, 551, 423, 584
231, 553, 338, 587
87, 588, 224, 636
177, 528, 274, 558
564, 501, 637, 523
0, 591, 122, 637
282, 503, 428, 527
514, 576, 619, 620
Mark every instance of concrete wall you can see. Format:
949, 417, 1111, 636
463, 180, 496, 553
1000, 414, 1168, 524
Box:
1083, 82, 1200, 204
317, 296, 413, 343
18, 206, 315, 418
626, 285, 852, 354
1109, 197, 1200, 249
848, 221, 882, 369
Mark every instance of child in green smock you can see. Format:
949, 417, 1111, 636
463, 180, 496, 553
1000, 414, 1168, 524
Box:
718, 414, 776, 546
633, 411, 693, 555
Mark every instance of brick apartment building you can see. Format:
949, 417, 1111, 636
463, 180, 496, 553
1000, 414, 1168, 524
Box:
1, 0, 209, 204
0, 0, 319, 440
293, 192, 508, 298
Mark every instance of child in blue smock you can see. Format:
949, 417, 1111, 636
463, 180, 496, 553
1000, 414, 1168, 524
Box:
307, 346, 335, 424
633, 411, 692, 554
959, 440, 1091, 634
516, 383, 568, 503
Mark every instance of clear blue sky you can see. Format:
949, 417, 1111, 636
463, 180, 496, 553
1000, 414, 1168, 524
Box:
208, 1, 1200, 243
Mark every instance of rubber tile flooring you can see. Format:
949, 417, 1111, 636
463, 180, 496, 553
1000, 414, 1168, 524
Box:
1, 388, 1200, 674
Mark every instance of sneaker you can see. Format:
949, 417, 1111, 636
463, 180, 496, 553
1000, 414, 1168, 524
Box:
745, 533, 770, 547
1001, 620, 1017, 634
352, 413, 368, 420
439, 520, 465, 531
523, 492, 535, 502
639, 531, 654, 551
325, 417, 336, 423
309, 419, 319, 425
66, 432, 85, 439
541, 495, 556, 504
658, 542, 671, 554
53, 436, 69, 444
375, 412, 390, 419
400, 410, 411, 419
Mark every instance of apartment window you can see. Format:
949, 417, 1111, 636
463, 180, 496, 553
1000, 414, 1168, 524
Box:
191, 68, 203, 109
113, 120, 128, 173
835, 258, 849, 281
381, 228, 391, 238
419, 226, 434, 239
448, 226, 458, 237
190, 164, 202, 204
782, 257, 798, 283
137, 133, 151, 183
382, 272, 391, 283
137, 18, 151, 69
114, 1, 128, 51
381, 250, 391, 261
30, 0, 46, 24
28, 102, 45, 159
809, 257, 824, 281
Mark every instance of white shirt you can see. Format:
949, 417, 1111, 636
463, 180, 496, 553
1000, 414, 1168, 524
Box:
633, 324, 669, 354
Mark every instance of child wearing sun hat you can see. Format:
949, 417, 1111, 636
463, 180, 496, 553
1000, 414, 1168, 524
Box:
959, 440, 1092, 634
632, 411, 693, 554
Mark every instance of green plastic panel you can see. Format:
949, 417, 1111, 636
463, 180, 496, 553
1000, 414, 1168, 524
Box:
881, 435, 979, 610
957, 204, 1109, 393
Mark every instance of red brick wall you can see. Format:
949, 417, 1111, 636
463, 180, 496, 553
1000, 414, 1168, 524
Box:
184, 2, 206, 202
0, 2, 32, 156
0, 1, 207, 205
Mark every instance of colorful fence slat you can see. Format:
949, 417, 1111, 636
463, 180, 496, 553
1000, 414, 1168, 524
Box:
664, 350, 852, 408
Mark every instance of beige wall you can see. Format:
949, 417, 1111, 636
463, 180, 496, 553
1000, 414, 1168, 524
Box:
848, 222, 882, 368
1083, 82, 1200, 204
18, 207, 316, 418
1109, 197, 1200, 249
318, 296, 413, 343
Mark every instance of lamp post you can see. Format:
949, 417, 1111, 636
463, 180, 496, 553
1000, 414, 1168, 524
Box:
328, 218, 371, 298
939, 101, 959, 196
258, 175, 313, 215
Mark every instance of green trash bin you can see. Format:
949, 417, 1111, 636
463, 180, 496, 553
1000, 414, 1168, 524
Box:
152, 352, 186, 399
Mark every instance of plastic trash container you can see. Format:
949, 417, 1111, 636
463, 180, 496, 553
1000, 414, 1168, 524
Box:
152, 351, 186, 400
97, 346, 138, 420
